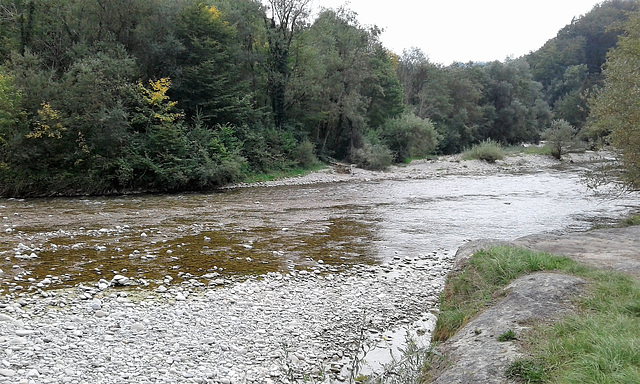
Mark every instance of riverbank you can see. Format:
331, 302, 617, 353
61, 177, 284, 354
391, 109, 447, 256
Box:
427, 223, 640, 383
229, 151, 606, 189
227, 152, 588, 189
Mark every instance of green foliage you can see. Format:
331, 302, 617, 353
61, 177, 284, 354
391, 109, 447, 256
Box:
351, 138, 393, 171
398, 51, 551, 153
480, 59, 551, 144
379, 112, 440, 162
527, 0, 638, 128
541, 119, 580, 159
0, 0, 634, 196
294, 140, 318, 168
461, 140, 505, 163
497, 329, 517, 342
291, 8, 400, 159
588, 10, 640, 190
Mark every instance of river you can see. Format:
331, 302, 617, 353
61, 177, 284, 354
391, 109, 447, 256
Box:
1, 167, 636, 290
0, 162, 639, 382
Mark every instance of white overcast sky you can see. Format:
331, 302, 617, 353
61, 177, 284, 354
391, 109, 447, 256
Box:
312, 0, 605, 64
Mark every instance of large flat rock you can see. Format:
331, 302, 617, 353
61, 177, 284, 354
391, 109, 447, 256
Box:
514, 226, 640, 278
430, 272, 585, 384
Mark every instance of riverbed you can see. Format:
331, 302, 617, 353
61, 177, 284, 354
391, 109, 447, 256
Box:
0, 154, 638, 383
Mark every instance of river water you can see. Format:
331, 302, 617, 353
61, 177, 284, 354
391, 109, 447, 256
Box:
1, 167, 639, 291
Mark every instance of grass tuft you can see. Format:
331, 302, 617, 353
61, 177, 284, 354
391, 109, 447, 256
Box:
461, 139, 505, 163
505, 359, 547, 383
497, 329, 517, 342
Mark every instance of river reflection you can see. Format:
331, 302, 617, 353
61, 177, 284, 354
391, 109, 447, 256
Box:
0, 169, 638, 290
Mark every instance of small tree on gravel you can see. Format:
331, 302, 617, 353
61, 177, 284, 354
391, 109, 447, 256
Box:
542, 119, 579, 160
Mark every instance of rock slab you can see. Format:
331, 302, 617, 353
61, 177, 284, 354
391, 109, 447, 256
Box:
430, 272, 585, 384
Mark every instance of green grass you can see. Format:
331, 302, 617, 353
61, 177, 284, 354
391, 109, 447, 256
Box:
432, 247, 579, 342
591, 212, 640, 230
431, 246, 640, 383
505, 359, 547, 383
502, 145, 553, 157
619, 213, 640, 227
497, 329, 517, 342
461, 140, 505, 163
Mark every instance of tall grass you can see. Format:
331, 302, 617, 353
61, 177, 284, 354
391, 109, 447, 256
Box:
461, 140, 505, 163
432, 247, 578, 342
432, 246, 640, 383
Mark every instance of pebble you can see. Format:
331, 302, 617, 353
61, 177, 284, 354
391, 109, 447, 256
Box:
0, 369, 16, 377
0, 253, 449, 383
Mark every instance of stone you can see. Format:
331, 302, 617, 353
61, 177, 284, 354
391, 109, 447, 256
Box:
0, 369, 16, 377
94, 310, 107, 318
90, 299, 102, 310
430, 273, 586, 384
131, 323, 145, 331
26, 369, 39, 378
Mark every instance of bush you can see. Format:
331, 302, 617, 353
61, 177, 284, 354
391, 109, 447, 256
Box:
462, 139, 505, 163
351, 140, 393, 170
541, 119, 580, 160
294, 140, 318, 168
380, 112, 440, 162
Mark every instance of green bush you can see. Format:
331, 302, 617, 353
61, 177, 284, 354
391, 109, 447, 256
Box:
294, 140, 318, 168
541, 119, 580, 160
380, 112, 440, 162
351, 140, 393, 170
462, 139, 505, 163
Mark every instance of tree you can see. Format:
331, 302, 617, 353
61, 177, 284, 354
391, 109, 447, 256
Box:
542, 119, 579, 159
588, 11, 640, 189
481, 59, 551, 144
170, 2, 251, 126
263, 0, 311, 128
292, 8, 387, 158
527, 0, 638, 128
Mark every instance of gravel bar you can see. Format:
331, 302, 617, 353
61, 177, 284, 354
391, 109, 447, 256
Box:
0, 252, 452, 384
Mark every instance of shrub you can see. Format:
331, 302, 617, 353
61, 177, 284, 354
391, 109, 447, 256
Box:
351, 140, 393, 170
462, 139, 505, 163
380, 112, 440, 162
541, 119, 579, 160
294, 140, 318, 168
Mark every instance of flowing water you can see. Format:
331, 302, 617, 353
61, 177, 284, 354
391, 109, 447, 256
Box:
1, 167, 639, 292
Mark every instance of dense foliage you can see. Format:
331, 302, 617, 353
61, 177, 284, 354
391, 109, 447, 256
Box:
0, 0, 636, 196
526, 0, 638, 129
588, 10, 640, 190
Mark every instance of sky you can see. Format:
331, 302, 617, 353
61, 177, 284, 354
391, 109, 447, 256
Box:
313, 0, 605, 64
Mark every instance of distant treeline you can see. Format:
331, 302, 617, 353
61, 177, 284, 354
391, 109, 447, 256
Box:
0, 0, 636, 196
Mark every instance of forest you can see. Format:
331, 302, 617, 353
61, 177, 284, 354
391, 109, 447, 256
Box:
0, 0, 638, 196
